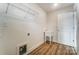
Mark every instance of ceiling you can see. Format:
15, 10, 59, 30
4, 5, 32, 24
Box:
37, 3, 74, 13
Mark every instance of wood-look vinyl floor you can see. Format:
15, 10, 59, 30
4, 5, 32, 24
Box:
28, 42, 76, 55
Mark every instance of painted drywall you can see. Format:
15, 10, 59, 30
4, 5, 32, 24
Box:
75, 4, 79, 54
0, 16, 8, 54
0, 3, 47, 55
47, 6, 74, 43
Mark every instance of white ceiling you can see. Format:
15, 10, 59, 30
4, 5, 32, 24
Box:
37, 3, 74, 13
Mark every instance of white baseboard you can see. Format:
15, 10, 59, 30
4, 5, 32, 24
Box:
26, 41, 44, 55
53, 40, 73, 46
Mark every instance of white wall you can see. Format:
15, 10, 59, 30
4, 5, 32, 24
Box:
47, 6, 74, 43
0, 16, 8, 54
0, 3, 47, 55
75, 4, 79, 54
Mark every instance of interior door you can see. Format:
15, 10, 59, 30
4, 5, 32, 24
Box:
58, 12, 74, 46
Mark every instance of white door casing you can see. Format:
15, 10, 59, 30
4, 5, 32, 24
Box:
57, 12, 75, 46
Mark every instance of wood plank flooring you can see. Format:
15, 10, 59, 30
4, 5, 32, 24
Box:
28, 42, 76, 55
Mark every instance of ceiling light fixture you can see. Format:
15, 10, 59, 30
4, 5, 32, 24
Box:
53, 3, 58, 6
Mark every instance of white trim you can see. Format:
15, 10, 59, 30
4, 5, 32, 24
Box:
53, 40, 73, 46
26, 41, 44, 55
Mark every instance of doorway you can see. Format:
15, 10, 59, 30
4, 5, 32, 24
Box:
57, 12, 76, 47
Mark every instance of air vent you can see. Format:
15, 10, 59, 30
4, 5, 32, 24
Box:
16, 43, 27, 55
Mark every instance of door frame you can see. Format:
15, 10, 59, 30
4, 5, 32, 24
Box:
57, 12, 76, 47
